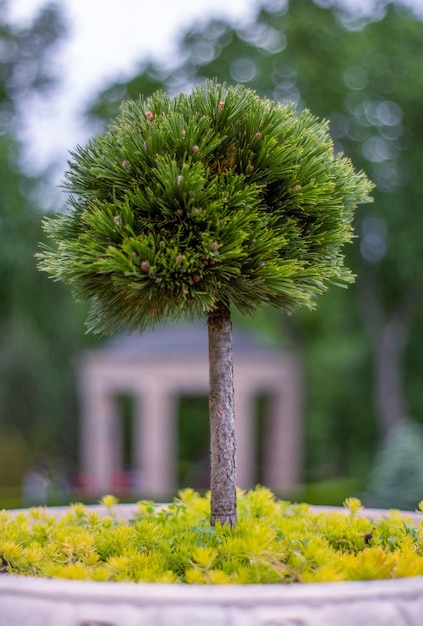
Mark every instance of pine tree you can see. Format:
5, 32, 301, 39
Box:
38, 81, 372, 526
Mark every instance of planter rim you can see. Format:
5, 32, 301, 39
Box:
0, 572, 423, 605
8, 502, 423, 521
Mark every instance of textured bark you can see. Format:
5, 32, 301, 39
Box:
207, 301, 237, 527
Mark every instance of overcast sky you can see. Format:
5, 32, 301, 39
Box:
8, 0, 259, 182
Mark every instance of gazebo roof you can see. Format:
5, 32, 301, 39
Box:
92, 321, 280, 361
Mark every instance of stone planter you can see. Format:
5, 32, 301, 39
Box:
0, 504, 422, 626
1, 573, 423, 625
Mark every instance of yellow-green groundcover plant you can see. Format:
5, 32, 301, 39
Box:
1, 487, 423, 584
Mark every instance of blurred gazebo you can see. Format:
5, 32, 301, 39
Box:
78, 322, 302, 498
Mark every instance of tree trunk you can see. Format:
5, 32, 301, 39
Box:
357, 267, 419, 438
207, 300, 237, 527
375, 318, 408, 437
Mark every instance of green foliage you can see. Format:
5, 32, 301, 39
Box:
0, 4, 84, 463
38, 81, 372, 335
89, 0, 423, 477
0, 1, 64, 114
1, 487, 423, 583
172, 0, 423, 446
365, 420, 423, 510
302, 476, 365, 507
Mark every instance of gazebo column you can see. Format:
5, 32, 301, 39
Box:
79, 374, 118, 494
135, 386, 176, 498
234, 387, 256, 489
263, 371, 302, 492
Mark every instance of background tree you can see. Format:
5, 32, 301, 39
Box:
0, 2, 84, 497
89, 0, 423, 483
38, 81, 372, 524
365, 420, 423, 510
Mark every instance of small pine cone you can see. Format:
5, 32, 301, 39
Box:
140, 261, 150, 273
192, 145, 199, 153
218, 101, 225, 111
145, 111, 154, 122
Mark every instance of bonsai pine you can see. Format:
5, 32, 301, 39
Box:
38, 81, 372, 526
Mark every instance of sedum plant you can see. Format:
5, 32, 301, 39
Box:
38, 81, 372, 526
1, 487, 423, 583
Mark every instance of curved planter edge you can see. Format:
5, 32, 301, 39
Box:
1, 574, 423, 626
